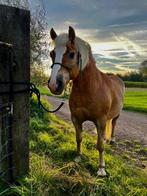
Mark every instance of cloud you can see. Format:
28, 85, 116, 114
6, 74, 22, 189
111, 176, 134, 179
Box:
64, 20, 78, 27
29, 0, 147, 73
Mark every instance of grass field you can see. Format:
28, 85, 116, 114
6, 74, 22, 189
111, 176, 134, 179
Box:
0, 97, 146, 195
124, 89, 147, 113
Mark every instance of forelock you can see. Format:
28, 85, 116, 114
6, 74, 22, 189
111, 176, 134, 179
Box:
54, 33, 68, 47
51, 32, 90, 70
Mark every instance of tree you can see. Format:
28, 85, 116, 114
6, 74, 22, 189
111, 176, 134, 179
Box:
0, 0, 50, 85
30, 7, 50, 66
116, 72, 144, 82
0, 0, 29, 9
140, 60, 147, 77
30, 6, 50, 85
0, 0, 50, 67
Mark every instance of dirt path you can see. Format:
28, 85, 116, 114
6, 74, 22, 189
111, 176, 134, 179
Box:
45, 96, 147, 145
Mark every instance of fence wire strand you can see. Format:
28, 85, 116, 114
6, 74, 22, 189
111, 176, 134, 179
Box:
0, 100, 30, 183
0, 102, 14, 182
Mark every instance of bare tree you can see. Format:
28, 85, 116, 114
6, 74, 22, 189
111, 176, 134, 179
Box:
30, 7, 50, 66
0, 0, 50, 67
0, 0, 29, 9
0, 0, 50, 86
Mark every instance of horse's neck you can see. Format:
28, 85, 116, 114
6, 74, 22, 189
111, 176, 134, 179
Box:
72, 54, 102, 91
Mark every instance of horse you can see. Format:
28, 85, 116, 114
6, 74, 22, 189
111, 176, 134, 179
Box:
48, 26, 125, 176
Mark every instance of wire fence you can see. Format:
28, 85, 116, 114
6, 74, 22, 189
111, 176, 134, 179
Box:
0, 101, 30, 184
0, 101, 14, 183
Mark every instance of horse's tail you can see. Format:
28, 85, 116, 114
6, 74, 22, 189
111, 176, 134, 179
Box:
105, 119, 112, 141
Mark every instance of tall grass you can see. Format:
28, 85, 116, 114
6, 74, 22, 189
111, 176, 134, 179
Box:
0, 97, 146, 195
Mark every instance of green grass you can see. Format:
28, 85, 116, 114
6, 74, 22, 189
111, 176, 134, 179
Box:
124, 89, 147, 113
0, 97, 146, 195
38, 86, 52, 96
124, 81, 147, 88
38, 86, 69, 99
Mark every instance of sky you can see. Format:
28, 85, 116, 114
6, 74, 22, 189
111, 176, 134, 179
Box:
29, 0, 147, 74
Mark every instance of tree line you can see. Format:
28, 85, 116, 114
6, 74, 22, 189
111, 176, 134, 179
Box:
117, 71, 147, 82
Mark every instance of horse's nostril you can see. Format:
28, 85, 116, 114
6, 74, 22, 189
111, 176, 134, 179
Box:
57, 79, 63, 89
56, 76, 64, 93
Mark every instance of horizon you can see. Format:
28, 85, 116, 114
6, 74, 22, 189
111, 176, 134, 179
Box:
30, 0, 147, 74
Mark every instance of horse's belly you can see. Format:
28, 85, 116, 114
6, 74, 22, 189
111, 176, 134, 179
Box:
69, 102, 108, 122
70, 106, 92, 121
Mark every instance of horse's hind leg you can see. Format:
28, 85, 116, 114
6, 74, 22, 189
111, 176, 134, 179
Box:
71, 116, 82, 155
95, 119, 107, 176
110, 115, 119, 144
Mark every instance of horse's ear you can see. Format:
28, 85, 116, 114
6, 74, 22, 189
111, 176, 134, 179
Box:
50, 28, 57, 40
68, 26, 75, 43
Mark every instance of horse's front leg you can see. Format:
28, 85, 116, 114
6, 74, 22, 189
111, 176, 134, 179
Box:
95, 119, 107, 176
71, 116, 82, 155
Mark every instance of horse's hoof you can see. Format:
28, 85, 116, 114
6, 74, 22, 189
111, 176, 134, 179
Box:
110, 140, 116, 145
97, 168, 107, 177
110, 137, 116, 145
74, 156, 81, 163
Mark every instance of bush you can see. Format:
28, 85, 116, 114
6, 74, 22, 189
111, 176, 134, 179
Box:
117, 72, 145, 82
31, 66, 48, 86
124, 81, 147, 88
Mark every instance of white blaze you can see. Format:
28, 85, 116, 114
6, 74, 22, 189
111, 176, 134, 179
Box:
49, 46, 66, 91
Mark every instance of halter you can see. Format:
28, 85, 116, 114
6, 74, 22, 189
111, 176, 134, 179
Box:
51, 62, 68, 70
50, 52, 83, 79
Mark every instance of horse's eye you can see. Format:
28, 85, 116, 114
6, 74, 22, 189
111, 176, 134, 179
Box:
69, 52, 75, 59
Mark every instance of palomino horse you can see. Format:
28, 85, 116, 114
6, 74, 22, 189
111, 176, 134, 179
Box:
48, 27, 125, 176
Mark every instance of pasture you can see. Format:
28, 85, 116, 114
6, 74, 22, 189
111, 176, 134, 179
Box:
124, 88, 147, 113
0, 97, 146, 195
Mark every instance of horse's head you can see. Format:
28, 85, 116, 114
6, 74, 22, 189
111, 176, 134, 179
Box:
48, 26, 90, 95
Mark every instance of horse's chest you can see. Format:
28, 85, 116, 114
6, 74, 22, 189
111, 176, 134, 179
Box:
69, 94, 98, 121
69, 93, 90, 110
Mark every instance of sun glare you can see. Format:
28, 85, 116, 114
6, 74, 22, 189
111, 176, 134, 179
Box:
91, 42, 122, 53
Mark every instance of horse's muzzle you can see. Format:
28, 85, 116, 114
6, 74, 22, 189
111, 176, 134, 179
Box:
48, 75, 64, 95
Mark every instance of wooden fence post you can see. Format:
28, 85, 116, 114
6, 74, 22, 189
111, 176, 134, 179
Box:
0, 5, 30, 182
